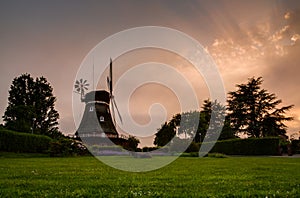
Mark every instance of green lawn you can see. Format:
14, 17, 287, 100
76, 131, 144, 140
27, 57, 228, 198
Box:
0, 155, 299, 197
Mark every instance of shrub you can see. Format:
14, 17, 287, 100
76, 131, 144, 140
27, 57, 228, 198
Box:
179, 152, 200, 157
0, 128, 52, 153
189, 152, 199, 157
142, 147, 158, 152
185, 142, 200, 153
207, 137, 280, 155
207, 153, 227, 158
291, 140, 300, 154
49, 138, 89, 157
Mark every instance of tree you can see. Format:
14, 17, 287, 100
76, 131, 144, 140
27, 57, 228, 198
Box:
154, 121, 176, 146
154, 99, 236, 146
194, 99, 235, 142
3, 73, 59, 135
125, 136, 140, 151
227, 77, 293, 138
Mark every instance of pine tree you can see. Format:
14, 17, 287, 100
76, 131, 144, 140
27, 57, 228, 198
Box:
227, 77, 293, 138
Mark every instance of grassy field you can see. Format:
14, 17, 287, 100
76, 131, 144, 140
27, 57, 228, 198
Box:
0, 154, 299, 197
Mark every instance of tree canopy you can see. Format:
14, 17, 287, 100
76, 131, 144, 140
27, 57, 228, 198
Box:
154, 121, 176, 147
153, 99, 236, 146
227, 77, 293, 138
154, 77, 292, 147
3, 73, 59, 135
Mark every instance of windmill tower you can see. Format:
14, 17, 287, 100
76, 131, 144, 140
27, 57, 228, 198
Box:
75, 59, 121, 145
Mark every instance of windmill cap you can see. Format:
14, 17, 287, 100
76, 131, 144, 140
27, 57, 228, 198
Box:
83, 90, 110, 104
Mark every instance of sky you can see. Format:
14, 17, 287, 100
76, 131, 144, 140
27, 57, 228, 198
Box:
1, 0, 300, 145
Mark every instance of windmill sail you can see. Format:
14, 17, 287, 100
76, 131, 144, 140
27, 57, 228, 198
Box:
107, 58, 123, 125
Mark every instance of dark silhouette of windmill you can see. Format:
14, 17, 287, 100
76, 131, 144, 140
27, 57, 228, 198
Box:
75, 59, 122, 145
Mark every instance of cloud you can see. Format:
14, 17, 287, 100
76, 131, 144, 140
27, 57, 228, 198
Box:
208, 14, 297, 67
206, 9, 300, 135
291, 34, 300, 44
285, 12, 291, 19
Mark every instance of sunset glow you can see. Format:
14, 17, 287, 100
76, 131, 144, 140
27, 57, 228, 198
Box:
1, 1, 300, 146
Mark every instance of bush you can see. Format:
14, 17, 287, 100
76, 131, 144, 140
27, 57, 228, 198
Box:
49, 138, 89, 157
291, 140, 300, 154
142, 147, 158, 152
180, 152, 199, 157
207, 153, 227, 158
207, 137, 280, 155
185, 142, 200, 153
0, 128, 52, 153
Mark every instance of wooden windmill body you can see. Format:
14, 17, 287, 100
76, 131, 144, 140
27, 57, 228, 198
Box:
76, 59, 122, 146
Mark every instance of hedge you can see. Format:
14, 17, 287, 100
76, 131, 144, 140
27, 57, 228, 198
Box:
0, 128, 52, 153
179, 137, 280, 155
207, 137, 280, 155
291, 140, 300, 154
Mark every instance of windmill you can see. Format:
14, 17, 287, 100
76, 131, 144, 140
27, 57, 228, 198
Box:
74, 79, 89, 101
107, 58, 123, 126
75, 58, 123, 145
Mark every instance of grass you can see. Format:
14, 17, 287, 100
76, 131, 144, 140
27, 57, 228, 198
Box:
0, 154, 299, 197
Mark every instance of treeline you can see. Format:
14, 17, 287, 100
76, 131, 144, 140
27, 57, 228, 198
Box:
154, 77, 295, 154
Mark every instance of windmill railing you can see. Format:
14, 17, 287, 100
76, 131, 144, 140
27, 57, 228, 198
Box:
79, 132, 119, 138
86, 101, 110, 105
119, 134, 129, 140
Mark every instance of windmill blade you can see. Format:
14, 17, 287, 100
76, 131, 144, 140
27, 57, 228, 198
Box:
112, 97, 123, 124
111, 98, 116, 127
109, 58, 113, 95
107, 77, 110, 90
80, 79, 83, 83
75, 80, 79, 85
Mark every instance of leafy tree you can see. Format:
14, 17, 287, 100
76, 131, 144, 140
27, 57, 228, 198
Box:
194, 99, 235, 142
3, 73, 59, 135
125, 136, 140, 151
154, 121, 176, 146
227, 77, 293, 138
154, 99, 235, 146
219, 118, 236, 140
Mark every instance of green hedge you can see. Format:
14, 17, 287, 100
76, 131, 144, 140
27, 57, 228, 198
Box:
206, 137, 280, 155
0, 128, 52, 153
291, 140, 300, 154
179, 137, 280, 155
